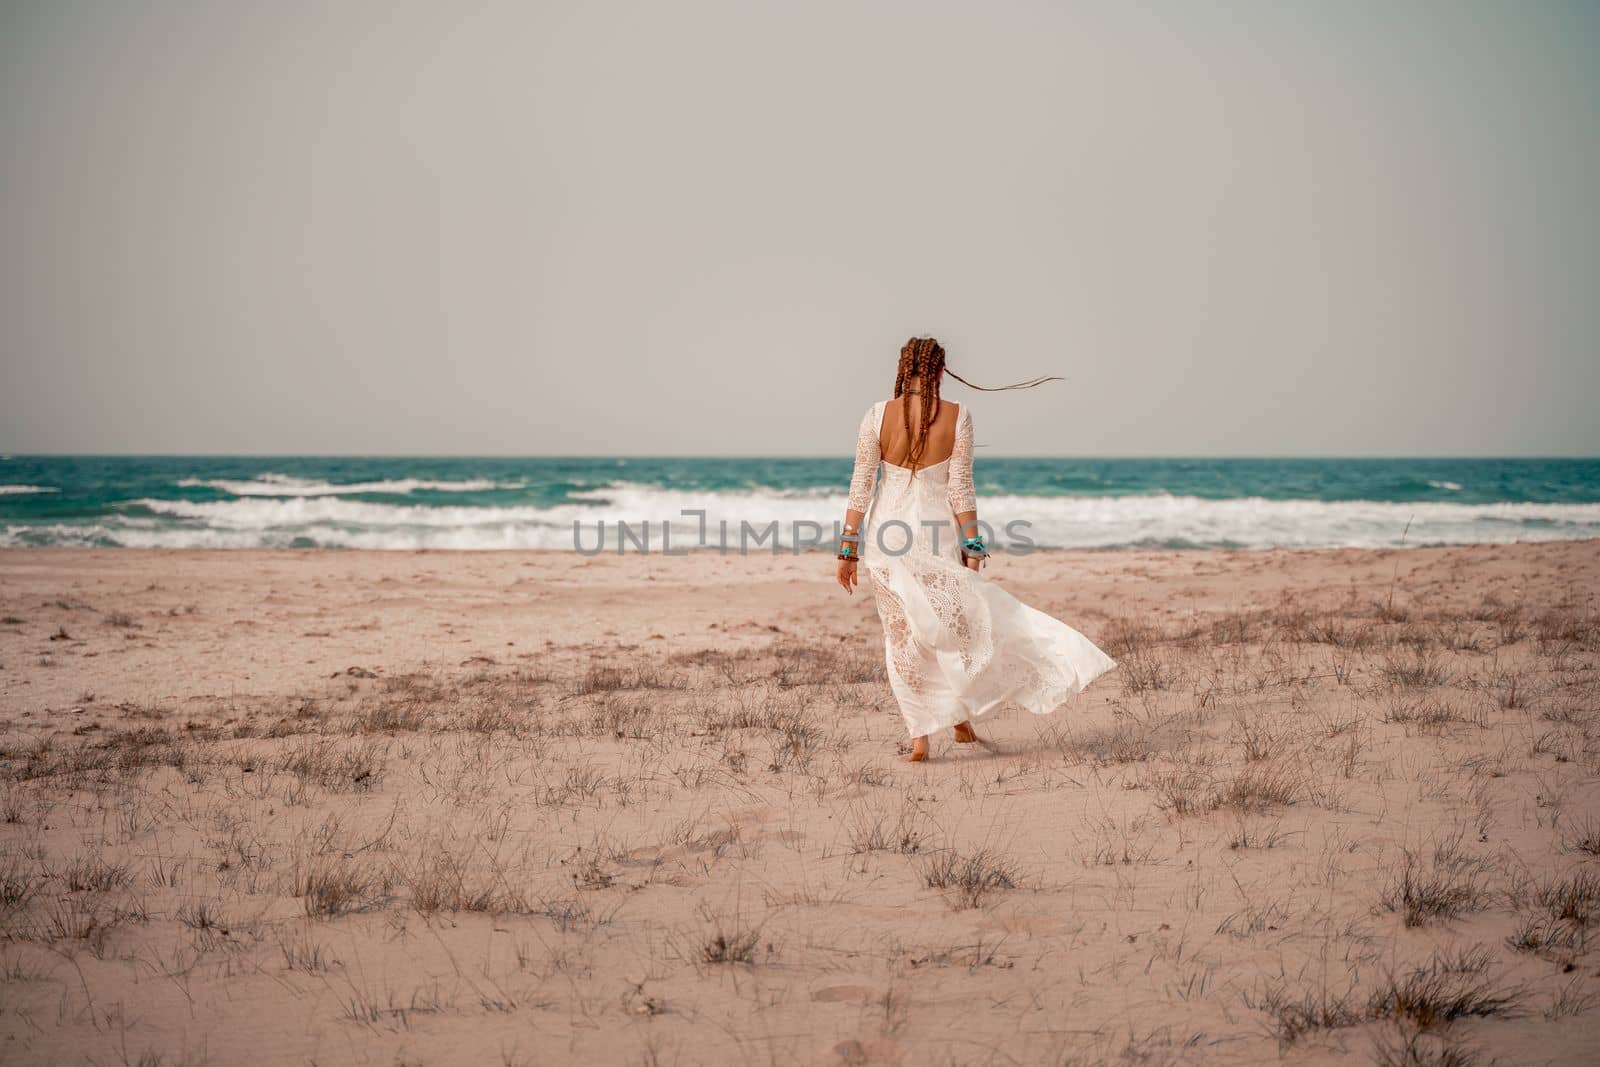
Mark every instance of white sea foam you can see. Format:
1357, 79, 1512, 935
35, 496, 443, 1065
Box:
1428, 480, 1463, 491
0, 484, 58, 495
176, 473, 522, 496
2, 522, 290, 549
19, 485, 1584, 551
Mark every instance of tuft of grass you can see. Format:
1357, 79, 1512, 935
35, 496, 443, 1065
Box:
840, 762, 894, 788
1560, 815, 1600, 856
278, 927, 338, 972
1217, 900, 1293, 941
1367, 946, 1519, 1029
1481, 664, 1535, 710
1428, 620, 1486, 654
402, 850, 524, 914
1227, 818, 1293, 851
1232, 715, 1281, 762
765, 712, 822, 772
847, 811, 927, 855
1149, 764, 1301, 817
1378, 844, 1488, 927
176, 901, 229, 935
350, 701, 431, 733
1080, 812, 1158, 866
1534, 610, 1599, 653
700, 927, 761, 964
1544, 977, 1599, 1020
575, 662, 685, 695
919, 848, 1020, 910
567, 848, 616, 892
1381, 648, 1450, 689
1148, 767, 1211, 816
294, 858, 382, 919
1244, 983, 1361, 1045
1534, 868, 1600, 930
1101, 618, 1177, 693
338, 980, 451, 1026
277, 739, 384, 792
0, 860, 42, 911
1505, 913, 1580, 958
38, 897, 121, 954
57, 853, 133, 893
460, 701, 521, 735
1208, 763, 1302, 813
1384, 697, 1485, 730
697, 909, 765, 965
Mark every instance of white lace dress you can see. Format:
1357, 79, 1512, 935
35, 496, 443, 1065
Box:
848, 400, 1117, 738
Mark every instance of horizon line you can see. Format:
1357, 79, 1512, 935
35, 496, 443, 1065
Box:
3, 452, 1599, 462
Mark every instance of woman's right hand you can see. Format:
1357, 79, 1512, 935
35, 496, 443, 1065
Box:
836, 559, 859, 594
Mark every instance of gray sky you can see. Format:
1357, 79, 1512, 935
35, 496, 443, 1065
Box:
2, 1, 1596, 456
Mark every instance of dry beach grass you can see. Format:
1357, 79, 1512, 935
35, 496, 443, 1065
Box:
0, 542, 1597, 1064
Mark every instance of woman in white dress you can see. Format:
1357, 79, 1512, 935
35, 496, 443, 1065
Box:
836, 337, 1117, 762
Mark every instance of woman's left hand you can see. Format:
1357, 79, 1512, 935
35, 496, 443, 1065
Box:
836, 559, 859, 594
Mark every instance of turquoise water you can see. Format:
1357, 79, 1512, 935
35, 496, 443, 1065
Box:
2, 455, 1598, 550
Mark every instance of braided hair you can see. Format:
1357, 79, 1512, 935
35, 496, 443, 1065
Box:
893, 336, 1062, 472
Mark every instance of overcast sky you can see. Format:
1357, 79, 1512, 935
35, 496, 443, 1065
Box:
2, 1, 1596, 456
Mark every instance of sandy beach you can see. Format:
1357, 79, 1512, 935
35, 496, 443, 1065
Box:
2, 541, 1598, 1064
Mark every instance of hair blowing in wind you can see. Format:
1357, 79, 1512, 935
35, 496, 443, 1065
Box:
891, 336, 1063, 471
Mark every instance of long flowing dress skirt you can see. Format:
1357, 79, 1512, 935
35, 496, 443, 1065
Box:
861, 458, 1117, 738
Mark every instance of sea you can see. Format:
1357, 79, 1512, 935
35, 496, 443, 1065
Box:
1, 455, 1597, 552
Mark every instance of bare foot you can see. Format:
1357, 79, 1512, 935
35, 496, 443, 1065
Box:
953, 721, 978, 743
905, 737, 929, 762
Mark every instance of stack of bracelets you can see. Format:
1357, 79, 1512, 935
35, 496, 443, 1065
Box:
962, 534, 989, 566
838, 525, 860, 562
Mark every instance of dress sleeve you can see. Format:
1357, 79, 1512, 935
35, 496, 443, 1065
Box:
947, 405, 976, 514
847, 404, 881, 512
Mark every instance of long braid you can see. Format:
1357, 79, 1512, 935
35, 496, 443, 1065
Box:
893, 337, 944, 473
911, 340, 934, 470
899, 340, 917, 469
909, 339, 927, 470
